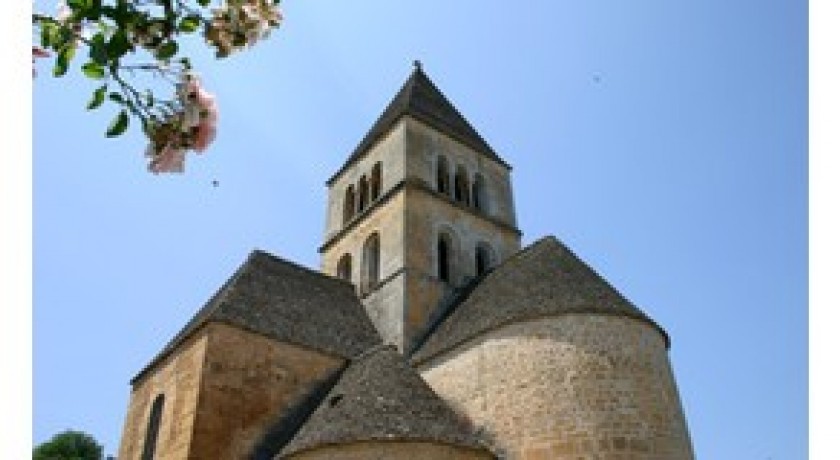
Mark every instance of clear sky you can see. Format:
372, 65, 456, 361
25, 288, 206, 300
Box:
29, 0, 806, 458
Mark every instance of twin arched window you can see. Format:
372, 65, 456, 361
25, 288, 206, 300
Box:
435, 156, 488, 214
342, 162, 383, 227
437, 234, 496, 284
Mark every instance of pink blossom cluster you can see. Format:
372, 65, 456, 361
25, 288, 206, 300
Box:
32, 46, 50, 76
205, 0, 283, 58
144, 72, 219, 174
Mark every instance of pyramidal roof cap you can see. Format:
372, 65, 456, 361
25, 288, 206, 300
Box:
327, 62, 509, 185
278, 345, 488, 458
131, 250, 381, 385
411, 236, 670, 365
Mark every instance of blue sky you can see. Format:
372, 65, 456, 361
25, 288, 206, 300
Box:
29, 0, 806, 457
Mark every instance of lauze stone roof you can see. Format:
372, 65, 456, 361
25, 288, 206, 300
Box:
328, 63, 509, 185
278, 345, 489, 458
132, 250, 381, 384
411, 236, 669, 365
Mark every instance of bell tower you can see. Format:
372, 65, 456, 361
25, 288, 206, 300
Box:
320, 62, 522, 352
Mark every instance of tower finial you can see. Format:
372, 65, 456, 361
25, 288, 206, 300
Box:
413, 60, 422, 71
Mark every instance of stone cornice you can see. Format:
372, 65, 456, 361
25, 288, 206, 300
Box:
319, 178, 522, 254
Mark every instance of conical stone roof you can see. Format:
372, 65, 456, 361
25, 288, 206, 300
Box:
132, 250, 381, 384
411, 236, 669, 365
278, 345, 488, 458
328, 63, 509, 185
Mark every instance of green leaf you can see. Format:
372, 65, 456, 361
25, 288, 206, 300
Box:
81, 61, 105, 79
52, 46, 76, 77
108, 92, 124, 104
83, 0, 103, 20
178, 15, 201, 33
178, 57, 192, 70
87, 85, 107, 110
67, 0, 87, 11
40, 22, 58, 49
197, 0, 211, 7
106, 29, 132, 60
155, 41, 178, 60
89, 32, 108, 65
106, 110, 129, 137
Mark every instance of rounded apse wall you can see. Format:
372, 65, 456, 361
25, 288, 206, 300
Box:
418, 314, 694, 460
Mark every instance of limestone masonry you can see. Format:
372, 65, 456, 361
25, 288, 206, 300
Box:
118, 63, 694, 459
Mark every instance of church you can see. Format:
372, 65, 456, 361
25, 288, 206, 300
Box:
117, 63, 695, 460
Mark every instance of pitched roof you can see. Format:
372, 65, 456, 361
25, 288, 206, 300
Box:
411, 236, 669, 365
131, 250, 381, 385
278, 345, 488, 458
327, 63, 509, 185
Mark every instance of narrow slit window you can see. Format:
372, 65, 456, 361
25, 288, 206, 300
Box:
343, 185, 356, 225
141, 394, 165, 460
436, 156, 450, 195
438, 236, 450, 282
362, 233, 380, 293
371, 162, 382, 201
358, 176, 370, 212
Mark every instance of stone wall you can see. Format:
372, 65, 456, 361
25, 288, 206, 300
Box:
321, 189, 407, 348
405, 117, 517, 228
189, 323, 344, 459
419, 315, 694, 460
286, 441, 494, 460
118, 323, 345, 460
324, 121, 407, 238
403, 186, 520, 350
321, 115, 522, 353
321, 190, 406, 286
117, 330, 209, 459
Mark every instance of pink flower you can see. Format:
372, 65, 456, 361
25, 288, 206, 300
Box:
32, 46, 50, 77
143, 71, 220, 173
147, 142, 186, 174
192, 122, 216, 153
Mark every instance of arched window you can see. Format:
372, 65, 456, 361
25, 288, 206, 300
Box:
472, 173, 487, 212
343, 185, 356, 225
337, 253, 352, 281
436, 156, 450, 195
358, 175, 369, 212
475, 244, 494, 276
361, 233, 380, 293
371, 162, 382, 201
437, 234, 451, 283
141, 394, 165, 460
454, 166, 470, 204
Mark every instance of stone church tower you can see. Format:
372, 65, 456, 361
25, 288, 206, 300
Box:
320, 61, 521, 353
118, 63, 694, 459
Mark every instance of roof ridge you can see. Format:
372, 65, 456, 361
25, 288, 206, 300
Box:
279, 346, 487, 457
131, 250, 382, 385
327, 64, 509, 185
411, 235, 669, 365
130, 252, 258, 384
249, 249, 357, 291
